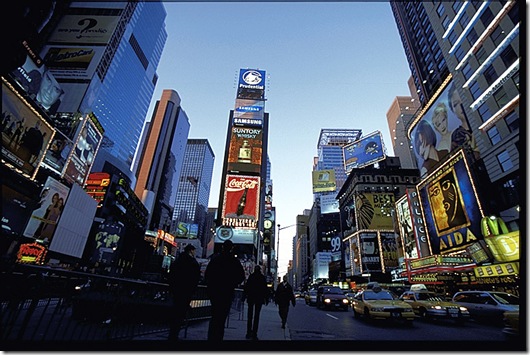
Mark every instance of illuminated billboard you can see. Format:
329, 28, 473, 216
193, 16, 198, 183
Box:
227, 126, 263, 174
41, 129, 75, 176
312, 169, 337, 193
343, 131, 386, 173
2, 80, 54, 179
42, 45, 105, 81
406, 189, 431, 257
237, 69, 266, 100
417, 150, 484, 254
47, 14, 121, 45
221, 175, 260, 229
358, 232, 381, 273
409, 79, 481, 177
380, 232, 399, 270
174, 222, 199, 239
63, 113, 103, 186
85, 172, 111, 208
395, 194, 418, 259
233, 99, 264, 127
354, 192, 395, 230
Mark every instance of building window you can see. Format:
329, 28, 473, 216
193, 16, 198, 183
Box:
475, 46, 488, 65
483, 65, 498, 85
508, 5, 520, 25
448, 31, 458, 46
436, 2, 445, 17
500, 45, 518, 68
512, 70, 519, 90
452, 1, 462, 12
462, 62, 473, 80
480, 7, 494, 27
437, 57, 446, 70
442, 16, 451, 30
434, 48, 443, 61
478, 103, 492, 122
487, 126, 501, 145
459, 12, 470, 27
505, 111, 519, 133
454, 47, 465, 62
493, 87, 509, 108
490, 26, 505, 46
469, 81, 482, 100
496, 150, 514, 172
467, 28, 479, 47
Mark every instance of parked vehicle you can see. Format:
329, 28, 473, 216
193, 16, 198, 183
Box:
316, 285, 349, 311
351, 283, 414, 325
399, 290, 469, 323
305, 289, 317, 306
502, 310, 520, 337
451, 291, 519, 324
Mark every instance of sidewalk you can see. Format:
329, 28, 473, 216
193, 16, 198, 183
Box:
131, 302, 291, 349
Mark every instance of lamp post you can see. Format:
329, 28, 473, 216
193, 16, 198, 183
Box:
276, 222, 305, 288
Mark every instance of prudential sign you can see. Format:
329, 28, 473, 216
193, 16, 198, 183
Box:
239, 69, 265, 90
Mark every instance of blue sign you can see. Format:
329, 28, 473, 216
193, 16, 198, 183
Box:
343, 131, 386, 173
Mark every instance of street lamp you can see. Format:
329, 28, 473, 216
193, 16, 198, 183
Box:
276, 222, 305, 286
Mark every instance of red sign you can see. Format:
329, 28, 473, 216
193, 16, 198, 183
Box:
221, 175, 260, 229
17, 243, 47, 264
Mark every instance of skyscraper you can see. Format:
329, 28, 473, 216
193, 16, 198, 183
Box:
386, 94, 420, 170
171, 138, 215, 253
134, 89, 190, 232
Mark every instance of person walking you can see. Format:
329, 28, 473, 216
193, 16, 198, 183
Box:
243, 265, 269, 340
204, 240, 245, 341
167, 244, 201, 341
275, 274, 296, 329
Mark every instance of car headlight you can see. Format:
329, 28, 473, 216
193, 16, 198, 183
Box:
342, 299, 349, 304
431, 305, 442, 310
324, 298, 331, 303
459, 307, 468, 312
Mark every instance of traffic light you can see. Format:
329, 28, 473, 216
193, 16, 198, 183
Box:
263, 210, 274, 252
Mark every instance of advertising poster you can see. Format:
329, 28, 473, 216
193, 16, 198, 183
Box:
380, 232, 399, 269
354, 192, 395, 230
319, 193, 340, 214
90, 218, 123, 265
312, 169, 337, 193
264, 179, 273, 210
215, 227, 258, 246
9, 56, 65, 115
417, 151, 484, 254
221, 175, 260, 229
2, 81, 54, 178
84, 172, 111, 208
406, 188, 431, 257
395, 195, 418, 259
46, 14, 121, 45
42, 129, 74, 176
227, 127, 263, 173
233, 98, 264, 127
41, 45, 105, 81
236, 69, 266, 100
343, 131, 386, 173
359, 232, 381, 273
63, 115, 103, 185
174, 222, 199, 239
410, 80, 481, 177
23, 176, 70, 244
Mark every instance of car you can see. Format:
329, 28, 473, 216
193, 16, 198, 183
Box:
502, 310, 520, 338
305, 289, 318, 306
351, 283, 415, 325
344, 291, 356, 305
399, 290, 470, 323
316, 285, 349, 311
451, 291, 519, 324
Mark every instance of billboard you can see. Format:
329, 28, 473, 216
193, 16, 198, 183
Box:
90, 218, 124, 264
63, 114, 103, 186
343, 131, 386, 173
354, 192, 395, 230
410, 80, 481, 177
264, 179, 273, 210
9, 56, 65, 115
84, 172, 111, 208
395, 194, 418, 259
380, 232, 399, 269
359, 232, 381, 273
174, 222, 199, 239
236, 69, 266, 100
41, 129, 75, 176
417, 151, 484, 254
227, 126, 263, 174
406, 188, 431, 257
215, 226, 258, 246
319, 193, 340, 214
41, 45, 105, 81
47, 14, 121, 45
312, 169, 337, 193
233, 99, 264, 127
2, 81, 55, 179
23, 176, 70, 244
221, 175, 260, 229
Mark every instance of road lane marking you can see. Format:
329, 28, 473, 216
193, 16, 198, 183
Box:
326, 314, 338, 319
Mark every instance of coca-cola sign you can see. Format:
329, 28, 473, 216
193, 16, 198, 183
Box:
221, 175, 260, 229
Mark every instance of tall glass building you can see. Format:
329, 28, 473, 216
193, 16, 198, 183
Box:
171, 139, 215, 251
79, 2, 167, 170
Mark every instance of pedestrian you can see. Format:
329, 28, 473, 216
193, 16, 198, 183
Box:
204, 240, 245, 341
167, 244, 201, 341
274, 274, 296, 329
243, 265, 269, 340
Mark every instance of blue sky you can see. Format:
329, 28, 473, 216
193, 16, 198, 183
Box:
146, 2, 413, 275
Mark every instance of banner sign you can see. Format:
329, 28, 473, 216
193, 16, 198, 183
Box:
343, 131, 386, 173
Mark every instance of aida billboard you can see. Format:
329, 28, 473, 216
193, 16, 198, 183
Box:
409, 80, 481, 178
233, 99, 264, 127
221, 175, 260, 229
237, 69, 266, 100
2, 81, 54, 179
417, 150, 484, 254
343, 131, 386, 174
227, 126, 263, 174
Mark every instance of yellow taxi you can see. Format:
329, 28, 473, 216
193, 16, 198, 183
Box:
351, 283, 415, 325
399, 290, 470, 324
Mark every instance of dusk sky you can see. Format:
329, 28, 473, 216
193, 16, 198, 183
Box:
146, 2, 413, 275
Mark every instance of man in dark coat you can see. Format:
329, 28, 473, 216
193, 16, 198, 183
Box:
243, 265, 269, 340
168, 244, 200, 341
204, 240, 245, 341
274, 274, 296, 329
